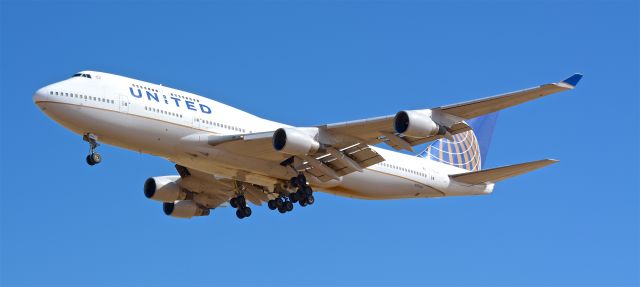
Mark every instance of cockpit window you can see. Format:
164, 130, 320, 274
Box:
72, 73, 92, 79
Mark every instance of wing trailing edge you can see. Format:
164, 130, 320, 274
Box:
435, 74, 583, 119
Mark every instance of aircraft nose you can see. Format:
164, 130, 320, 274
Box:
32, 86, 49, 103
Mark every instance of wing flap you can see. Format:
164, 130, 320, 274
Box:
304, 143, 385, 182
449, 159, 558, 185
175, 165, 236, 208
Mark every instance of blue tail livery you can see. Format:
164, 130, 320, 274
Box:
418, 112, 499, 171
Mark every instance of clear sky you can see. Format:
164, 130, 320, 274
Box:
1, 0, 638, 286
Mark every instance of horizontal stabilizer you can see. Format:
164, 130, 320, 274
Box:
450, 159, 558, 185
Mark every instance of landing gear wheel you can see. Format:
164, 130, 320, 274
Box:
243, 207, 252, 217
90, 153, 102, 164
300, 199, 308, 207
267, 200, 277, 210
290, 177, 299, 188
236, 196, 246, 207
275, 198, 284, 208
86, 155, 95, 166
285, 201, 294, 212
306, 195, 315, 205
290, 192, 299, 203
230, 198, 238, 208
297, 173, 307, 187
236, 209, 245, 219
303, 186, 313, 196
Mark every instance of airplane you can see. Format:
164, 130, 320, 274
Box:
32, 71, 582, 219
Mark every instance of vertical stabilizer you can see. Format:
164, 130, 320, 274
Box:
418, 112, 498, 171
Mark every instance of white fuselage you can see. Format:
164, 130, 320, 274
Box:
33, 71, 493, 200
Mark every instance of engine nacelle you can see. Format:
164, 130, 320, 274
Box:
144, 176, 187, 203
394, 110, 442, 137
272, 127, 320, 155
163, 200, 210, 219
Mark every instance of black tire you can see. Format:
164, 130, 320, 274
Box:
236, 209, 245, 219
237, 196, 246, 207
290, 177, 299, 188
300, 199, 308, 207
285, 201, 294, 212
275, 198, 284, 208
90, 153, 102, 164
306, 195, 315, 205
243, 207, 252, 217
86, 155, 95, 166
297, 173, 307, 186
267, 200, 277, 210
290, 192, 299, 203
278, 206, 286, 213
303, 186, 313, 196
230, 198, 238, 208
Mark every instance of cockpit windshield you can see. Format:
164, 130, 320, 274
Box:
71, 73, 92, 79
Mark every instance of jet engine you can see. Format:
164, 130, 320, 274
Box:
394, 110, 442, 137
163, 200, 210, 219
272, 127, 320, 155
144, 176, 188, 203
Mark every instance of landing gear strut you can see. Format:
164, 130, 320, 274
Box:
230, 195, 252, 219
83, 133, 102, 166
290, 173, 314, 207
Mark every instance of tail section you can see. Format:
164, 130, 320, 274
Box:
418, 112, 498, 171
467, 112, 499, 166
449, 159, 558, 184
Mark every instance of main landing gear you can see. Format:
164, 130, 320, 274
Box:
267, 173, 315, 214
290, 173, 315, 207
230, 195, 252, 219
267, 196, 294, 214
83, 133, 102, 166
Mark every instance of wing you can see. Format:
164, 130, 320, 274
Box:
434, 74, 583, 119
204, 74, 581, 182
211, 132, 385, 182
325, 73, 582, 150
174, 164, 271, 208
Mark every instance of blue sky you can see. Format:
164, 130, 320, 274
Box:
1, 0, 638, 286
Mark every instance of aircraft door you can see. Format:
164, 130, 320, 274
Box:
119, 96, 129, 113
192, 116, 200, 129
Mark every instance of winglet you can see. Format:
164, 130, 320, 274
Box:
561, 73, 583, 87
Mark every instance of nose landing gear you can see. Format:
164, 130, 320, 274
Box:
83, 133, 102, 166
